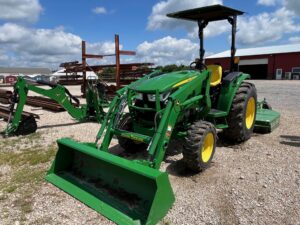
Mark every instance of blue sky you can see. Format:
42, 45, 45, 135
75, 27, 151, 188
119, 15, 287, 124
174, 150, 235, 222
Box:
0, 0, 299, 68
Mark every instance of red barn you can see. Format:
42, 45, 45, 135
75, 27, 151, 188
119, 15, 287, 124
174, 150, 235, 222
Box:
205, 44, 300, 80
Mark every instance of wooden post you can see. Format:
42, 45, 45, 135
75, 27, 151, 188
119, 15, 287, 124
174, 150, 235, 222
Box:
115, 34, 120, 89
82, 40, 87, 96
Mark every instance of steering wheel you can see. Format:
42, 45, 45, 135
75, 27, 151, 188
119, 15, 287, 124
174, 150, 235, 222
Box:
189, 61, 207, 70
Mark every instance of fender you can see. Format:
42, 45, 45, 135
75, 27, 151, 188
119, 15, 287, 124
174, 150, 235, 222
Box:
217, 72, 250, 113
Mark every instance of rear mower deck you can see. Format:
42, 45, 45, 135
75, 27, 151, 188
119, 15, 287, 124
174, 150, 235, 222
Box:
255, 108, 280, 133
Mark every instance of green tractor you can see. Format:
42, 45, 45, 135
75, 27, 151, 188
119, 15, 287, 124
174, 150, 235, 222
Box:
46, 5, 280, 225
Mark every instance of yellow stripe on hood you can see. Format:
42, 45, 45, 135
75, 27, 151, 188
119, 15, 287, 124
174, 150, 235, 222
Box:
172, 76, 196, 88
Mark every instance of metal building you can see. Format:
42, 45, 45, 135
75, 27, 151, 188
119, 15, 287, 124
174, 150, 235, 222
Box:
205, 44, 300, 80
0, 67, 51, 77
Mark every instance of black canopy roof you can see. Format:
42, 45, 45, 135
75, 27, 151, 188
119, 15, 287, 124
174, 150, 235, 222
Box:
167, 5, 244, 22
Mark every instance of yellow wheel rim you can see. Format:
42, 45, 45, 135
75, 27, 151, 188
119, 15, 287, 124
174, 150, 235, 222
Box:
201, 132, 214, 163
245, 97, 255, 129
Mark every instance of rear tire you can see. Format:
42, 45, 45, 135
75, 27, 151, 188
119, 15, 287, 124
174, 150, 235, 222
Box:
116, 114, 146, 153
223, 82, 257, 142
183, 121, 217, 172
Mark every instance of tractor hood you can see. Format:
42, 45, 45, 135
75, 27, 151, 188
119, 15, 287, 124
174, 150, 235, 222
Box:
129, 70, 198, 93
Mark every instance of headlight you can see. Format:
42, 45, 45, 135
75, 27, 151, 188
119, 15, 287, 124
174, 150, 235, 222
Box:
135, 93, 143, 100
147, 92, 170, 102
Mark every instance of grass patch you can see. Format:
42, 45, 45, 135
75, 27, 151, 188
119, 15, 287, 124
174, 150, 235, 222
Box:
23, 132, 43, 145
26, 132, 42, 141
0, 132, 44, 149
0, 146, 56, 192
0, 138, 19, 147
0, 146, 56, 167
0, 144, 57, 220
11, 168, 46, 186
3, 185, 17, 193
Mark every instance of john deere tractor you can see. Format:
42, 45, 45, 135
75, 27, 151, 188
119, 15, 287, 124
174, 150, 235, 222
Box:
45, 5, 280, 225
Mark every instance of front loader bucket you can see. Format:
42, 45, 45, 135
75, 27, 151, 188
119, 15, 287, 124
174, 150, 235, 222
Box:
254, 108, 280, 133
45, 138, 175, 225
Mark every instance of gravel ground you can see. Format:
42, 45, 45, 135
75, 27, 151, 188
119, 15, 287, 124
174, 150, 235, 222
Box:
0, 80, 299, 225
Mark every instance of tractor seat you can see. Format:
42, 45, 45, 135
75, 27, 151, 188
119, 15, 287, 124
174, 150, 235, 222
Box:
207, 65, 222, 87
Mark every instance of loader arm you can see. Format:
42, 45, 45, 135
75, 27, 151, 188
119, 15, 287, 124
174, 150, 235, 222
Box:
147, 70, 212, 169
5, 77, 87, 136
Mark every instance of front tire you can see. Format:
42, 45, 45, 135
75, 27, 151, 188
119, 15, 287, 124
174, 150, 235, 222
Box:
223, 82, 257, 142
183, 121, 217, 172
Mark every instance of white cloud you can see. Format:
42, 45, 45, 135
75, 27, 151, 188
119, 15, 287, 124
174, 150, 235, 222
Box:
285, 0, 300, 15
136, 36, 199, 65
85, 42, 118, 65
187, 21, 230, 39
289, 36, 300, 43
0, 23, 29, 43
257, 0, 300, 16
0, 24, 81, 55
258, 0, 283, 6
0, 23, 116, 68
0, 49, 9, 65
92, 7, 107, 14
87, 42, 116, 55
147, 0, 223, 31
0, 0, 42, 23
237, 8, 300, 46
147, 0, 300, 46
